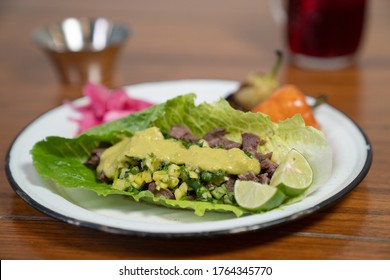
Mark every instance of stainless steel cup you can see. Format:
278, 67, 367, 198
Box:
32, 17, 130, 87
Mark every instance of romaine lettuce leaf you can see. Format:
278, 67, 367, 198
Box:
31, 94, 332, 217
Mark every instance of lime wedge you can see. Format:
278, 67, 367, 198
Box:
234, 180, 285, 211
270, 149, 313, 197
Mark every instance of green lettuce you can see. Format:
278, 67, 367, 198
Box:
31, 94, 332, 216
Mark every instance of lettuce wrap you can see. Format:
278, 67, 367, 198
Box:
31, 94, 332, 217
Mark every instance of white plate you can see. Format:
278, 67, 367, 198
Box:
6, 79, 372, 237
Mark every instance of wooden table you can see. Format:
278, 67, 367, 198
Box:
1, 0, 389, 260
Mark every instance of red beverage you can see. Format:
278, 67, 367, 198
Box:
286, 0, 367, 68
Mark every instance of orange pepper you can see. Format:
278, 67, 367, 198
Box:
251, 84, 320, 129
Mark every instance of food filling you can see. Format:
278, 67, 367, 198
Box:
86, 125, 278, 204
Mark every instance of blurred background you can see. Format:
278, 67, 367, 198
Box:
0, 0, 283, 85
1, 0, 388, 115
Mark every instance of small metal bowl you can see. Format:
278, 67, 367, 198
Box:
32, 17, 130, 88
32, 17, 130, 52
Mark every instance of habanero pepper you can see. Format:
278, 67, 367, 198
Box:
251, 84, 321, 129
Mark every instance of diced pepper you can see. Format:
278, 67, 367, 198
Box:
174, 182, 188, 200
167, 164, 181, 177
112, 178, 127, 191
211, 185, 228, 199
197, 186, 212, 201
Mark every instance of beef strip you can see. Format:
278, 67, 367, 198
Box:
258, 173, 270, 184
238, 171, 258, 182
203, 128, 241, 149
254, 151, 272, 162
259, 158, 278, 177
148, 182, 174, 199
241, 133, 278, 181
84, 147, 107, 169
169, 124, 199, 142
241, 133, 260, 154
237, 171, 272, 185
226, 177, 236, 193
97, 171, 112, 184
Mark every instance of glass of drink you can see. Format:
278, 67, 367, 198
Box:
269, 0, 367, 70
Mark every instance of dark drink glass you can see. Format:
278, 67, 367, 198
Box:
286, 0, 367, 69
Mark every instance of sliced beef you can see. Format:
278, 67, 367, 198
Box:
96, 171, 112, 184
204, 127, 228, 139
241, 133, 260, 154
186, 194, 197, 200
254, 151, 273, 162
226, 177, 236, 193
148, 182, 174, 199
203, 128, 241, 149
238, 171, 259, 182
260, 158, 278, 177
84, 147, 107, 169
258, 173, 270, 184
169, 124, 199, 142
237, 168, 274, 185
